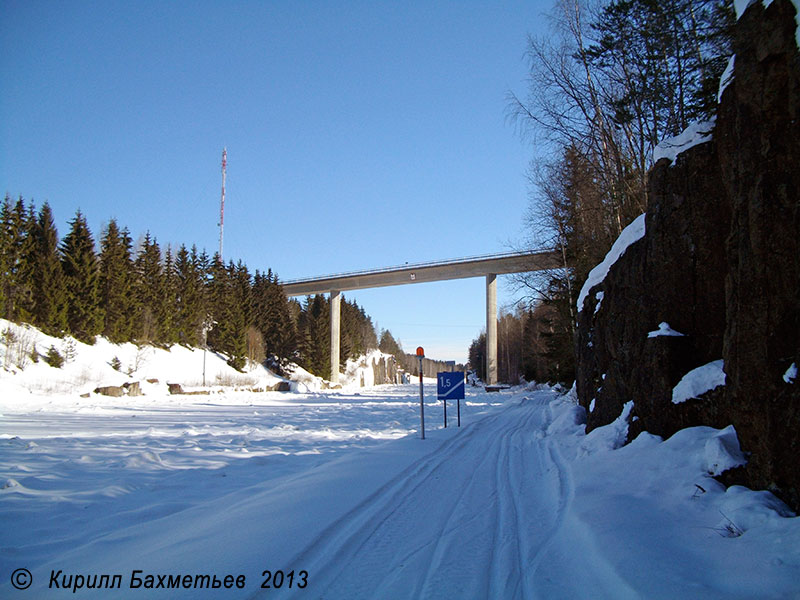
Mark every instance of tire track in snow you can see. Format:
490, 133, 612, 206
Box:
416, 402, 542, 599
264, 394, 569, 599
488, 393, 568, 600
272, 407, 513, 599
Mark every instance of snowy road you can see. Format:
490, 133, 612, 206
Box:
277, 392, 640, 600
2, 384, 799, 599
285, 394, 580, 599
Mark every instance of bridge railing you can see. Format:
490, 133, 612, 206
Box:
280, 249, 557, 285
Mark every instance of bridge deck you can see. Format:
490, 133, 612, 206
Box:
281, 250, 562, 296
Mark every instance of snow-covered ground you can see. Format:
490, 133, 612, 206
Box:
2, 374, 799, 598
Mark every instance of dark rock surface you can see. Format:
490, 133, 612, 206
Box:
576, 0, 800, 510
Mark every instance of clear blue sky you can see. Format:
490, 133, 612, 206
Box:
1, 0, 552, 363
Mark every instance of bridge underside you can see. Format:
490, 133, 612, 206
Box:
282, 250, 561, 385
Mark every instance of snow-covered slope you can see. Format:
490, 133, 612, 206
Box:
0, 319, 396, 400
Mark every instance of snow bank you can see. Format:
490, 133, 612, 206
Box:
672, 359, 726, 404
0, 318, 287, 400
653, 118, 716, 164
1, 319, 405, 400
579, 400, 634, 455
704, 425, 747, 475
577, 213, 646, 313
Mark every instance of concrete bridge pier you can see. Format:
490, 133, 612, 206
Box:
327, 277, 499, 387
486, 274, 497, 385
281, 251, 561, 388
330, 290, 341, 384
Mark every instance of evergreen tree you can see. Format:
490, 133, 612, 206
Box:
0, 196, 35, 322
252, 270, 296, 363
297, 294, 330, 379
468, 333, 487, 382
206, 258, 250, 370
161, 246, 178, 345
340, 298, 378, 367
29, 202, 68, 335
173, 244, 206, 346
133, 232, 165, 343
586, 0, 734, 147
61, 210, 103, 343
0, 196, 8, 317
99, 219, 136, 342
379, 329, 403, 358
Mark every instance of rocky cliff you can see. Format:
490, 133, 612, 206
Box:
575, 0, 800, 510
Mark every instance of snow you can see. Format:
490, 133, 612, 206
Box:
704, 425, 747, 475
577, 213, 646, 313
672, 359, 727, 404
580, 400, 634, 455
647, 322, 686, 338
784, 362, 797, 383
593, 291, 604, 315
653, 118, 716, 164
2, 330, 800, 598
718, 54, 736, 102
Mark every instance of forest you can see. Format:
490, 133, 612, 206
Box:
0, 196, 379, 379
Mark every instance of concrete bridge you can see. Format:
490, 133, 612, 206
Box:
281, 250, 561, 385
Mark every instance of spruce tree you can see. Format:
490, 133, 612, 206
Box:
379, 329, 403, 358
30, 202, 68, 335
161, 246, 178, 345
174, 244, 206, 346
253, 270, 296, 363
61, 210, 103, 343
0, 196, 13, 319
297, 294, 330, 379
0, 196, 35, 322
206, 258, 250, 370
133, 232, 164, 344
99, 219, 136, 342
227, 260, 252, 369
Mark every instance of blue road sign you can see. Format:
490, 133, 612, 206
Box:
437, 372, 465, 400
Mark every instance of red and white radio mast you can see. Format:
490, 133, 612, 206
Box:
218, 148, 227, 260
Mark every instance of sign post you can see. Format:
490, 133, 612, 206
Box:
437, 371, 465, 428
417, 347, 425, 440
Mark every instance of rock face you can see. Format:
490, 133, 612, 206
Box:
576, 0, 800, 510
372, 355, 402, 385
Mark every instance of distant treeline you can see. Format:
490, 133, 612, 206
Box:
0, 196, 382, 377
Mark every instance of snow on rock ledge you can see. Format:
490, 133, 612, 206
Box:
672, 359, 726, 404
653, 118, 716, 164
577, 213, 646, 313
647, 322, 686, 338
